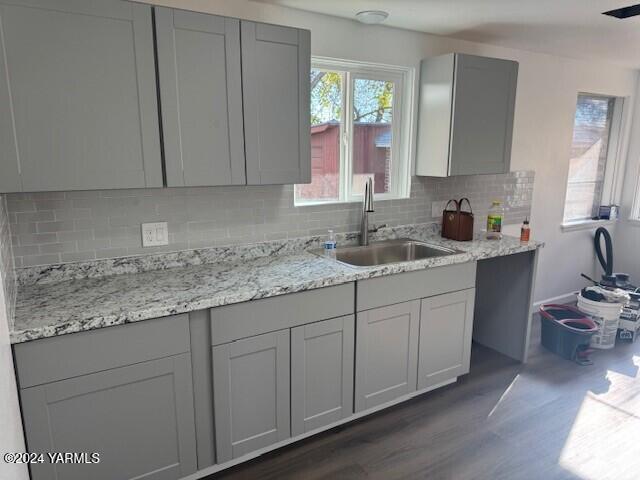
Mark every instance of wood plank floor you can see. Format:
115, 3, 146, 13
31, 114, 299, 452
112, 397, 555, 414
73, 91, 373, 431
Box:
208, 319, 640, 480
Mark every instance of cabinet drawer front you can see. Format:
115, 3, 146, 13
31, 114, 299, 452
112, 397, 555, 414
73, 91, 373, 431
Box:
14, 315, 190, 388
356, 262, 476, 311
21, 354, 197, 480
210, 284, 354, 345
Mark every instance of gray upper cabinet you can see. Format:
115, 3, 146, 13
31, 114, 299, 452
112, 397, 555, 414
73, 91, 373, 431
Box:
0, 0, 162, 192
241, 21, 311, 185
212, 329, 291, 463
355, 300, 420, 412
291, 315, 355, 436
21, 355, 197, 480
416, 53, 518, 177
418, 289, 476, 390
155, 8, 246, 187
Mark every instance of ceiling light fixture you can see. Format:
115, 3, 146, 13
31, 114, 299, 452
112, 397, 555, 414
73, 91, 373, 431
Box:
355, 10, 389, 25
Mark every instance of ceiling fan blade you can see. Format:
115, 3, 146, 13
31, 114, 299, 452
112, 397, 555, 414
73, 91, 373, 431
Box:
603, 3, 640, 18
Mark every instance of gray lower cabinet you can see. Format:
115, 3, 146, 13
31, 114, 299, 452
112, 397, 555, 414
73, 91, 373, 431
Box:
291, 315, 355, 436
155, 7, 246, 187
212, 329, 291, 463
241, 20, 311, 185
418, 289, 476, 389
355, 300, 420, 412
0, 0, 162, 192
20, 354, 197, 480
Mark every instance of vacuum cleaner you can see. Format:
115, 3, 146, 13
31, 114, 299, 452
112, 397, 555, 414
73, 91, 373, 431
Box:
580, 227, 640, 342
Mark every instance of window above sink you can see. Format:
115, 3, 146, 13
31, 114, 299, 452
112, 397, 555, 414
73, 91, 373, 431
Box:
295, 57, 416, 206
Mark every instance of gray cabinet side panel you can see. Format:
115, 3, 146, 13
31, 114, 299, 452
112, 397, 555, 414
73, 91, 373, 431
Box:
415, 54, 454, 177
0, 0, 162, 191
450, 54, 518, 176
155, 8, 245, 187
241, 20, 310, 185
418, 288, 475, 389
474, 250, 536, 362
189, 310, 216, 469
291, 315, 354, 436
355, 300, 420, 412
0, 5, 21, 191
213, 329, 291, 462
297, 27, 311, 183
21, 354, 197, 480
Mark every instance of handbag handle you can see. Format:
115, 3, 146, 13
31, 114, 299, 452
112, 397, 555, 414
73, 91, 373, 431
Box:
444, 199, 460, 212
458, 197, 473, 214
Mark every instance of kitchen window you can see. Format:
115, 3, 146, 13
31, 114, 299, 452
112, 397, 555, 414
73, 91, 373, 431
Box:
295, 58, 413, 206
632, 180, 640, 222
562, 93, 625, 225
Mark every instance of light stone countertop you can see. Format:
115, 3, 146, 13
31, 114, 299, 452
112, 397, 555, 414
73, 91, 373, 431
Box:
10, 230, 543, 344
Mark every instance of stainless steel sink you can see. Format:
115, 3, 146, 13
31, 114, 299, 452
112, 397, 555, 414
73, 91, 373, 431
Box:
313, 238, 461, 267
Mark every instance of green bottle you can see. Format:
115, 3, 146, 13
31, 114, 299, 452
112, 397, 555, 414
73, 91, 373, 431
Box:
486, 201, 504, 240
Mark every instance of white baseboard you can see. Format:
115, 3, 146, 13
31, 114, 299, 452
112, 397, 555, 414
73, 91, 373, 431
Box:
533, 291, 577, 309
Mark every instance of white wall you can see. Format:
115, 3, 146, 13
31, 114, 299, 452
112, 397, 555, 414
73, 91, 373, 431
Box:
616, 76, 640, 282
140, 0, 638, 303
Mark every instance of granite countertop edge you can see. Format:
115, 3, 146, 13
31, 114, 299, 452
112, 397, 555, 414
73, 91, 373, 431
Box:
10, 236, 543, 344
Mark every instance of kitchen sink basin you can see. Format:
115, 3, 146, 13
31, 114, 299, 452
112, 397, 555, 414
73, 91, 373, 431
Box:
313, 238, 461, 267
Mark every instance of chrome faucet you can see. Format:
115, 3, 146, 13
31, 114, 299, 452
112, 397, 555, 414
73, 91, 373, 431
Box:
359, 177, 375, 246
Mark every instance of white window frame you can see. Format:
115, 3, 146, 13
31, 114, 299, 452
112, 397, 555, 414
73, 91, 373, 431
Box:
631, 173, 640, 222
561, 93, 626, 229
295, 57, 415, 206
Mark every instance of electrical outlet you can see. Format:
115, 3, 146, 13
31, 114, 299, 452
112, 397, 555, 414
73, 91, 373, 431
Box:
141, 222, 168, 247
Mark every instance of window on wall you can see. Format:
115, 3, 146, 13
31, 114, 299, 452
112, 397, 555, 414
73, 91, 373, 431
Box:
295, 58, 413, 206
563, 93, 623, 223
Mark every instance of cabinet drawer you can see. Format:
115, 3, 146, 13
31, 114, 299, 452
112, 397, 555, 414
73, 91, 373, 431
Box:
211, 284, 354, 346
14, 315, 190, 388
356, 262, 476, 311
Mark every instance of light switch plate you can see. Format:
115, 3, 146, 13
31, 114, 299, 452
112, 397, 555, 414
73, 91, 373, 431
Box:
141, 222, 168, 247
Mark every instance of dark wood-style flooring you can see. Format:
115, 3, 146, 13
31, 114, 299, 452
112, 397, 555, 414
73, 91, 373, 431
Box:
208, 318, 640, 480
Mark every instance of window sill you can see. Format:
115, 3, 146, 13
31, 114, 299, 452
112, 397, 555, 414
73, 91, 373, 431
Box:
294, 195, 409, 208
561, 218, 617, 232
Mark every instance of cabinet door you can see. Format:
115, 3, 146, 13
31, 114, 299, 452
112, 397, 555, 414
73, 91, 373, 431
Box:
449, 54, 518, 176
213, 329, 290, 462
155, 8, 246, 187
241, 21, 311, 185
418, 289, 475, 390
291, 315, 354, 436
355, 300, 420, 412
20, 354, 197, 480
0, 0, 162, 192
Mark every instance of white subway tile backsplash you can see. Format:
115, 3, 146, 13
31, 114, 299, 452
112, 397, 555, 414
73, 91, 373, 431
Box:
6, 172, 535, 267
0, 196, 16, 325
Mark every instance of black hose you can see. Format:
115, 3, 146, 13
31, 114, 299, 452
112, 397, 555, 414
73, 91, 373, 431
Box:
594, 227, 613, 277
